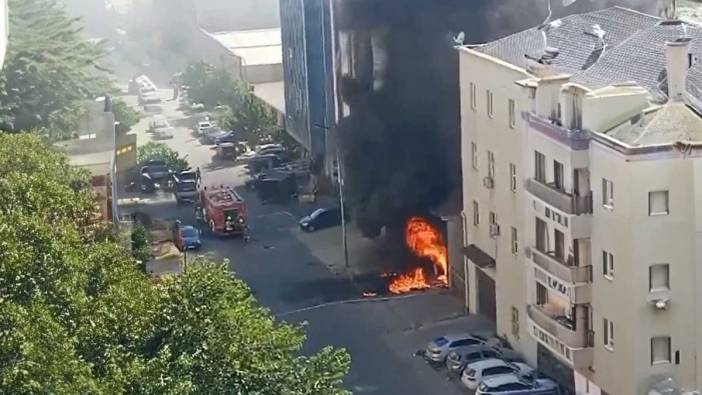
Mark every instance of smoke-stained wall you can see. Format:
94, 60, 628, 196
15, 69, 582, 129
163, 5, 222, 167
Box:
336, 0, 661, 238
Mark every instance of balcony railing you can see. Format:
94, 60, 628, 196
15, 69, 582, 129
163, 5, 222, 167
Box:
526, 178, 593, 215
531, 247, 592, 284
525, 112, 591, 151
527, 305, 591, 349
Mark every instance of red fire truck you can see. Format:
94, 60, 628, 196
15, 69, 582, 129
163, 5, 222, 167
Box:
196, 185, 249, 238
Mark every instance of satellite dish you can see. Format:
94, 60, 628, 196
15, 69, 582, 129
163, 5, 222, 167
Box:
453, 32, 465, 45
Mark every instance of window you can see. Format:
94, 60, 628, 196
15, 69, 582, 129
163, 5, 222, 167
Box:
535, 151, 546, 182
602, 250, 614, 279
471, 142, 478, 170
510, 227, 518, 255
473, 200, 480, 226
649, 264, 670, 292
536, 283, 548, 305
651, 337, 671, 365
603, 318, 614, 350
489, 211, 497, 227
602, 178, 614, 208
649, 190, 669, 216
470, 82, 477, 111
487, 151, 495, 179
509, 163, 517, 192
553, 160, 564, 190
511, 306, 520, 339
508, 99, 516, 128
554, 229, 565, 260
535, 218, 547, 252
486, 90, 494, 118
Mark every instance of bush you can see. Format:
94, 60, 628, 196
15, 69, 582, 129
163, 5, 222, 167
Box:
137, 141, 189, 171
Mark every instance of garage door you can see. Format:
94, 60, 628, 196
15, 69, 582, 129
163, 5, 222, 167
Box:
476, 268, 496, 322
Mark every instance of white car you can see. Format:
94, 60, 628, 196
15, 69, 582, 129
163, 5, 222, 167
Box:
150, 116, 169, 130
461, 359, 535, 390
153, 127, 174, 140
476, 374, 561, 395
424, 334, 489, 363
197, 121, 215, 136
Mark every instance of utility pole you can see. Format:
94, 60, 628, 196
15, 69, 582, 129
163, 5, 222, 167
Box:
336, 146, 350, 274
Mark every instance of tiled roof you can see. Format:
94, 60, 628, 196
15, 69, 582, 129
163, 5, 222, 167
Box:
474, 7, 702, 104
603, 102, 702, 146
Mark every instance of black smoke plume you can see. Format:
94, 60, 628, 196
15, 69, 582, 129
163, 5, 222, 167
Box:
337, 0, 660, 238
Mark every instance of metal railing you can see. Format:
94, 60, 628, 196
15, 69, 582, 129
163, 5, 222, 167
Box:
531, 247, 592, 284
526, 178, 593, 215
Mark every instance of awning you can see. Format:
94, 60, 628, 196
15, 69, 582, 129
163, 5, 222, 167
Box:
463, 244, 495, 268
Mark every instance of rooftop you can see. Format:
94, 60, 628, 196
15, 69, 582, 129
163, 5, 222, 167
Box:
207, 28, 282, 66
253, 81, 285, 113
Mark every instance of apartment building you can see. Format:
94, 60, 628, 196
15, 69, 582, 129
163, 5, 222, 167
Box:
460, 7, 702, 394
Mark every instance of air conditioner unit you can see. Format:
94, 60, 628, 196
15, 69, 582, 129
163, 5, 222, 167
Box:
490, 223, 501, 237
483, 176, 495, 189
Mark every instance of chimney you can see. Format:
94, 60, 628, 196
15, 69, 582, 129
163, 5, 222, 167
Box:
666, 38, 691, 101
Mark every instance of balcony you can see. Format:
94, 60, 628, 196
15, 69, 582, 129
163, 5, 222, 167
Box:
527, 305, 591, 349
525, 112, 590, 151
531, 247, 591, 284
526, 178, 592, 216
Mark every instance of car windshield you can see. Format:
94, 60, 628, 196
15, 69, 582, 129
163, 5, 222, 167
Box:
181, 228, 198, 238
309, 209, 325, 219
433, 337, 448, 347
177, 182, 196, 192
149, 165, 168, 173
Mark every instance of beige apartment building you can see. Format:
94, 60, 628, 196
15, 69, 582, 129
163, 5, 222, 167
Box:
460, 7, 702, 395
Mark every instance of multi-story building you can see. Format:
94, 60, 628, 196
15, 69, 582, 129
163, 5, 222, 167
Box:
460, 6, 702, 394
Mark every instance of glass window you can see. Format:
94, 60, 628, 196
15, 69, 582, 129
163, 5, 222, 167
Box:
487, 151, 495, 179
486, 90, 494, 118
602, 250, 614, 279
511, 227, 518, 255
554, 229, 565, 260
473, 200, 480, 226
649, 190, 669, 216
553, 160, 564, 190
604, 318, 614, 350
651, 336, 671, 365
508, 98, 516, 128
602, 178, 614, 208
535, 218, 547, 252
649, 264, 670, 291
509, 163, 517, 192
471, 142, 478, 170
535, 151, 546, 182
470, 82, 477, 111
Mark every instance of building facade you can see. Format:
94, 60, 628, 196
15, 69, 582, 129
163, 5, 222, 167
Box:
460, 7, 702, 394
280, 0, 336, 173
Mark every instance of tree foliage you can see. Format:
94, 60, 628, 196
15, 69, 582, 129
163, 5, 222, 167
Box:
113, 99, 141, 133
0, 133, 350, 393
130, 224, 152, 272
137, 141, 189, 172
0, 0, 112, 138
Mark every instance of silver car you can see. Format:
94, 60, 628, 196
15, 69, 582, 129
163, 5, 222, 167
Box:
424, 334, 488, 363
446, 345, 519, 376
476, 374, 561, 395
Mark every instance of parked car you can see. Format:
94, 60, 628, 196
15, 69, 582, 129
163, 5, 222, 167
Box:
424, 334, 489, 364
213, 130, 241, 145
174, 180, 198, 204
255, 143, 283, 153
150, 116, 169, 131
141, 160, 171, 180
461, 359, 535, 390
153, 127, 174, 139
446, 345, 519, 376
476, 374, 561, 395
299, 207, 342, 232
173, 169, 197, 184
196, 121, 214, 136
174, 225, 202, 251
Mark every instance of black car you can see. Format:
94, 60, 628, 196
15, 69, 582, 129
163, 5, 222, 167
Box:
173, 169, 197, 184
299, 207, 342, 232
213, 131, 241, 145
141, 160, 171, 180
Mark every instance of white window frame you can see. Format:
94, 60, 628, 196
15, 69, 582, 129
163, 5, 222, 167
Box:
511, 227, 518, 255
651, 336, 671, 365
649, 263, 670, 292
604, 318, 614, 351
602, 178, 614, 209
603, 250, 614, 280
487, 90, 494, 118
509, 163, 517, 192
471, 142, 478, 170
473, 200, 480, 227
508, 98, 516, 128
534, 151, 546, 182
487, 151, 495, 179
470, 82, 477, 111
648, 190, 669, 216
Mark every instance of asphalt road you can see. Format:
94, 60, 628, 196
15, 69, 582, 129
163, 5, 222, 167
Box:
119, 90, 491, 395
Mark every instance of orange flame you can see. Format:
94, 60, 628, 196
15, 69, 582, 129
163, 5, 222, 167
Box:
388, 216, 448, 294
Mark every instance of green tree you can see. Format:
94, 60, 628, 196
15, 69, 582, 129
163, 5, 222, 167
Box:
130, 224, 152, 272
113, 99, 141, 134
137, 141, 189, 172
0, 0, 112, 139
0, 133, 350, 393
